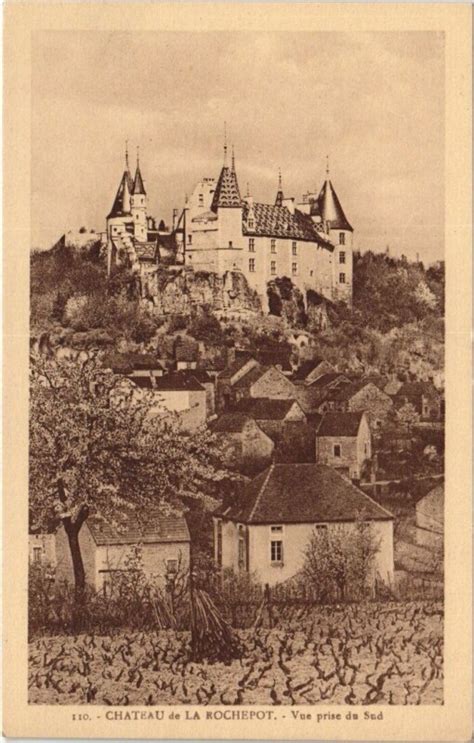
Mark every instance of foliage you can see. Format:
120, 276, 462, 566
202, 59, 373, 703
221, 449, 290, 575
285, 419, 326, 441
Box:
396, 402, 421, 430
302, 520, 381, 601
187, 310, 224, 344
29, 354, 227, 603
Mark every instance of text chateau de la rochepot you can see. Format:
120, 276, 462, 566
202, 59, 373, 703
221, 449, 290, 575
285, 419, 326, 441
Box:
105, 140, 354, 309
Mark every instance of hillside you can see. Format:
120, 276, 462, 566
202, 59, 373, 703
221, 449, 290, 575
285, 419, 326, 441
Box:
30, 242, 444, 382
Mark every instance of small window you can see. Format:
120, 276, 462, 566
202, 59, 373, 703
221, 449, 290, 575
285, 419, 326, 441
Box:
315, 524, 328, 531
271, 261, 276, 275
188, 234, 192, 245
33, 547, 42, 563
271, 525, 283, 533
339, 251, 346, 264
249, 258, 255, 272
198, 193, 204, 206
339, 272, 345, 284
271, 239, 276, 254
249, 238, 255, 252
339, 233, 345, 245
292, 262, 298, 276
248, 219, 254, 229
270, 540, 283, 563
136, 214, 139, 220
229, 240, 233, 248
292, 241, 297, 256
310, 270, 313, 277
166, 559, 178, 574
333, 444, 341, 457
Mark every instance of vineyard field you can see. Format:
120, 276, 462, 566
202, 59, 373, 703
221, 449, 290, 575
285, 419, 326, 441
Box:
29, 601, 443, 706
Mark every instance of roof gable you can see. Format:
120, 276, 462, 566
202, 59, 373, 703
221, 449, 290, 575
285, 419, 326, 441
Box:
234, 397, 301, 420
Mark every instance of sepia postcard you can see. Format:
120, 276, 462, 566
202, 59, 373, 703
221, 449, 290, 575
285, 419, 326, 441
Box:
2, 2, 472, 740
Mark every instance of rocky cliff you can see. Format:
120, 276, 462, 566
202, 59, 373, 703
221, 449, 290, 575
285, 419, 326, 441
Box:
141, 267, 262, 316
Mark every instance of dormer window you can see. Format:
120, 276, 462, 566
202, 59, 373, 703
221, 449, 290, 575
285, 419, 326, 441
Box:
248, 219, 254, 229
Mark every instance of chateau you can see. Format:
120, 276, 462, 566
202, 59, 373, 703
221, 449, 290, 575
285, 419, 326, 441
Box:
106, 142, 354, 308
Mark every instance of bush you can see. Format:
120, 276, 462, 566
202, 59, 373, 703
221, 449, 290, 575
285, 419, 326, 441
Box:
187, 311, 223, 344
167, 314, 188, 333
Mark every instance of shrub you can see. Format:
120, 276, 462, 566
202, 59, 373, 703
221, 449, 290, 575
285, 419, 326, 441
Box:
187, 311, 223, 344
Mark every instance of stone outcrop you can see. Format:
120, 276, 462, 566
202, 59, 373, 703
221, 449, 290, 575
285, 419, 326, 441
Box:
141, 267, 262, 316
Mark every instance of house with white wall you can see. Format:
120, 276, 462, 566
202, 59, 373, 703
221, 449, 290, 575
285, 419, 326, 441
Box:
213, 463, 393, 587
55, 512, 190, 592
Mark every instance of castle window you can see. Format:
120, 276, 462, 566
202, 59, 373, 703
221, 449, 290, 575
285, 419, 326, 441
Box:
339, 233, 345, 245
271, 261, 276, 275
198, 193, 204, 206
292, 241, 297, 256
188, 234, 192, 244
339, 251, 346, 264
249, 238, 255, 252
339, 272, 346, 284
249, 258, 255, 272
292, 262, 298, 276
270, 239, 276, 253
136, 214, 139, 220
33, 547, 42, 563
229, 241, 233, 248
333, 444, 341, 458
248, 219, 254, 229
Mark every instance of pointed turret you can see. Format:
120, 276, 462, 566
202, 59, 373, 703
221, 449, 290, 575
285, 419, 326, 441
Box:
317, 158, 353, 231
275, 168, 284, 207
107, 144, 133, 218
132, 147, 146, 195
210, 141, 241, 212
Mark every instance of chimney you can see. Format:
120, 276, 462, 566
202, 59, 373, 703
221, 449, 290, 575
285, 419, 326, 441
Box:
282, 197, 295, 215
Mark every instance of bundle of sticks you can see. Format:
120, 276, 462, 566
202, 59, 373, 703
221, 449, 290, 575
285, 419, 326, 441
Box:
190, 587, 242, 664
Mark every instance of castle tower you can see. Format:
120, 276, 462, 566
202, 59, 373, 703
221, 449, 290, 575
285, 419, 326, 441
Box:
106, 144, 133, 237
211, 138, 243, 274
317, 157, 354, 304
131, 147, 147, 242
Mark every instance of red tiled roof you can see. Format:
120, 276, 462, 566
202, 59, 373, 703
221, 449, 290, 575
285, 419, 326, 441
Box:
87, 510, 190, 546
215, 464, 392, 524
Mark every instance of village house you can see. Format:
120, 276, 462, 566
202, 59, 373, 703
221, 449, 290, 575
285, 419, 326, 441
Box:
56, 512, 190, 593
297, 371, 350, 414
174, 369, 216, 417
173, 335, 199, 370
29, 532, 56, 567
217, 355, 259, 409
415, 483, 444, 549
213, 463, 394, 587
210, 412, 274, 473
255, 348, 295, 376
103, 352, 165, 379
233, 364, 299, 404
316, 411, 371, 480
130, 372, 208, 431
394, 381, 442, 422
233, 397, 306, 438
331, 380, 393, 429
292, 358, 335, 386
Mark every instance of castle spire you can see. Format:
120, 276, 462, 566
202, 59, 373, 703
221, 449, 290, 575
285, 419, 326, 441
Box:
223, 121, 228, 165
125, 140, 129, 171
132, 146, 146, 195
317, 164, 353, 232
231, 144, 235, 172
275, 167, 284, 207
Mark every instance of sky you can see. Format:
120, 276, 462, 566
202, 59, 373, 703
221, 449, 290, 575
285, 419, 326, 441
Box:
31, 30, 445, 261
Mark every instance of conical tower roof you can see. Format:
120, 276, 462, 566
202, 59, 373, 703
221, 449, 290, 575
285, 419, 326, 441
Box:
133, 162, 146, 195
317, 179, 353, 232
108, 169, 133, 218
210, 164, 242, 212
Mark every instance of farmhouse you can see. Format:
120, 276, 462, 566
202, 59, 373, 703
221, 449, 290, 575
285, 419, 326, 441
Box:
394, 381, 442, 422
213, 463, 394, 586
131, 373, 208, 431
316, 411, 371, 480
56, 512, 190, 592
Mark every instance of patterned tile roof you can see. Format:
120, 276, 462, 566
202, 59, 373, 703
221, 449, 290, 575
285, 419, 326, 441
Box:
134, 241, 158, 261
215, 464, 393, 524
242, 203, 333, 247
87, 510, 190, 546
211, 165, 242, 211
